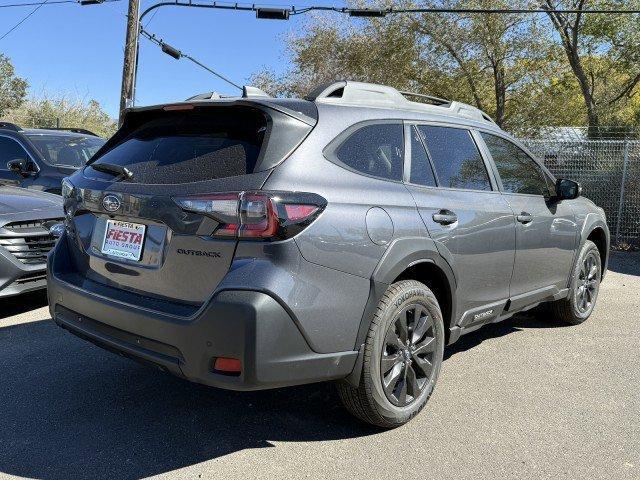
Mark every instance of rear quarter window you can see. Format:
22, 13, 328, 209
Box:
327, 122, 404, 181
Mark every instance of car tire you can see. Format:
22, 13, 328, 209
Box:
337, 280, 445, 428
548, 240, 602, 325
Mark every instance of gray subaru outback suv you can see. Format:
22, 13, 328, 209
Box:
48, 81, 609, 427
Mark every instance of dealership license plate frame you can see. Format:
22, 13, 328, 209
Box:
101, 219, 146, 261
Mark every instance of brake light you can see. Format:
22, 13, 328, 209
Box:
173, 191, 326, 240
163, 104, 195, 111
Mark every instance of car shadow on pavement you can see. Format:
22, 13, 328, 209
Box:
0, 318, 380, 480
0, 290, 48, 320
444, 310, 567, 360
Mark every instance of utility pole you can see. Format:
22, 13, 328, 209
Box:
118, 0, 140, 125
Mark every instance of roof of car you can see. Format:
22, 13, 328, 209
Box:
176, 81, 499, 130
21, 128, 95, 137
0, 122, 101, 137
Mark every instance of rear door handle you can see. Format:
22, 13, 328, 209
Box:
432, 210, 458, 225
517, 212, 533, 224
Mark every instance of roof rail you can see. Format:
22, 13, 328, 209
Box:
307, 81, 496, 125
399, 91, 450, 106
0, 122, 22, 132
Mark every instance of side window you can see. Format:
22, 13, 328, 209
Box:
333, 123, 404, 181
409, 126, 436, 187
0, 137, 29, 170
480, 133, 549, 196
417, 125, 492, 191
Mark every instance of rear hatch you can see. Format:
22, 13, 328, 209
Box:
62, 100, 317, 312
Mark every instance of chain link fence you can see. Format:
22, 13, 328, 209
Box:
522, 139, 640, 247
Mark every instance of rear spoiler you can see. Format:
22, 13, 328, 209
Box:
123, 98, 317, 127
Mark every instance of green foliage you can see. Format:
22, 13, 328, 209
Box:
252, 0, 640, 134
542, 0, 640, 130
253, 14, 424, 97
4, 96, 117, 138
0, 54, 28, 117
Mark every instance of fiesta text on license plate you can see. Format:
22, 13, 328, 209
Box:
101, 220, 146, 261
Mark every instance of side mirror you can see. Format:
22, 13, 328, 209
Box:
556, 178, 581, 200
7, 159, 35, 177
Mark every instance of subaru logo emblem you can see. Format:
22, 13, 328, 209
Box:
102, 194, 121, 212
48, 223, 65, 238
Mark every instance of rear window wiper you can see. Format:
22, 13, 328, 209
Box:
90, 162, 133, 180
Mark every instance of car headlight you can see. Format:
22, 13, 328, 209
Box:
61, 177, 75, 200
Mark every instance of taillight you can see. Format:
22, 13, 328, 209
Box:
173, 191, 325, 240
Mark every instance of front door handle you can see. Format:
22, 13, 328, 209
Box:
432, 209, 458, 225
517, 212, 533, 224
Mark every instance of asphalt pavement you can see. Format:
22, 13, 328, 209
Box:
0, 252, 638, 480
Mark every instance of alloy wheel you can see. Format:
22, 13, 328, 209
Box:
575, 252, 600, 314
380, 304, 438, 407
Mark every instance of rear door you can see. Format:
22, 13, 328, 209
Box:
478, 132, 577, 301
404, 123, 516, 329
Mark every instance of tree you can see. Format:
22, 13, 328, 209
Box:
410, 0, 558, 128
252, 13, 425, 98
5, 96, 117, 138
252, 1, 581, 132
542, 0, 640, 131
0, 53, 27, 117
253, 0, 640, 133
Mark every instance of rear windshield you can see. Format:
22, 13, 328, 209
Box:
89, 107, 267, 184
26, 134, 105, 168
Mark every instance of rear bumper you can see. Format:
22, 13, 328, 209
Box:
47, 237, 358, 391
0, 249, 47, 298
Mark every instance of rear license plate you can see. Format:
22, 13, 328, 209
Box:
101, 219, 146, 261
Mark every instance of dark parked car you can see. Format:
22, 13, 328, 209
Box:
0, 122, 106, 195
0, 186, 63, 297
48, 81, 609, 427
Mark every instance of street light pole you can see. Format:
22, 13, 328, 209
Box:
118, 0, 140, 125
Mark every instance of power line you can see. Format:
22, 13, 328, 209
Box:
139, 27, 242, 91
300, 6, 640, 15
0, 0, 73, 8
144, 7, 159, 27
0, 0, 120, 7
0, 0, 122, 43
2, 0, 640, 13
0, 0, 50, 41
137, 1, 640, 21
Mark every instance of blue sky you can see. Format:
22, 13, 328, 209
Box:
0, 0, 343, 118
